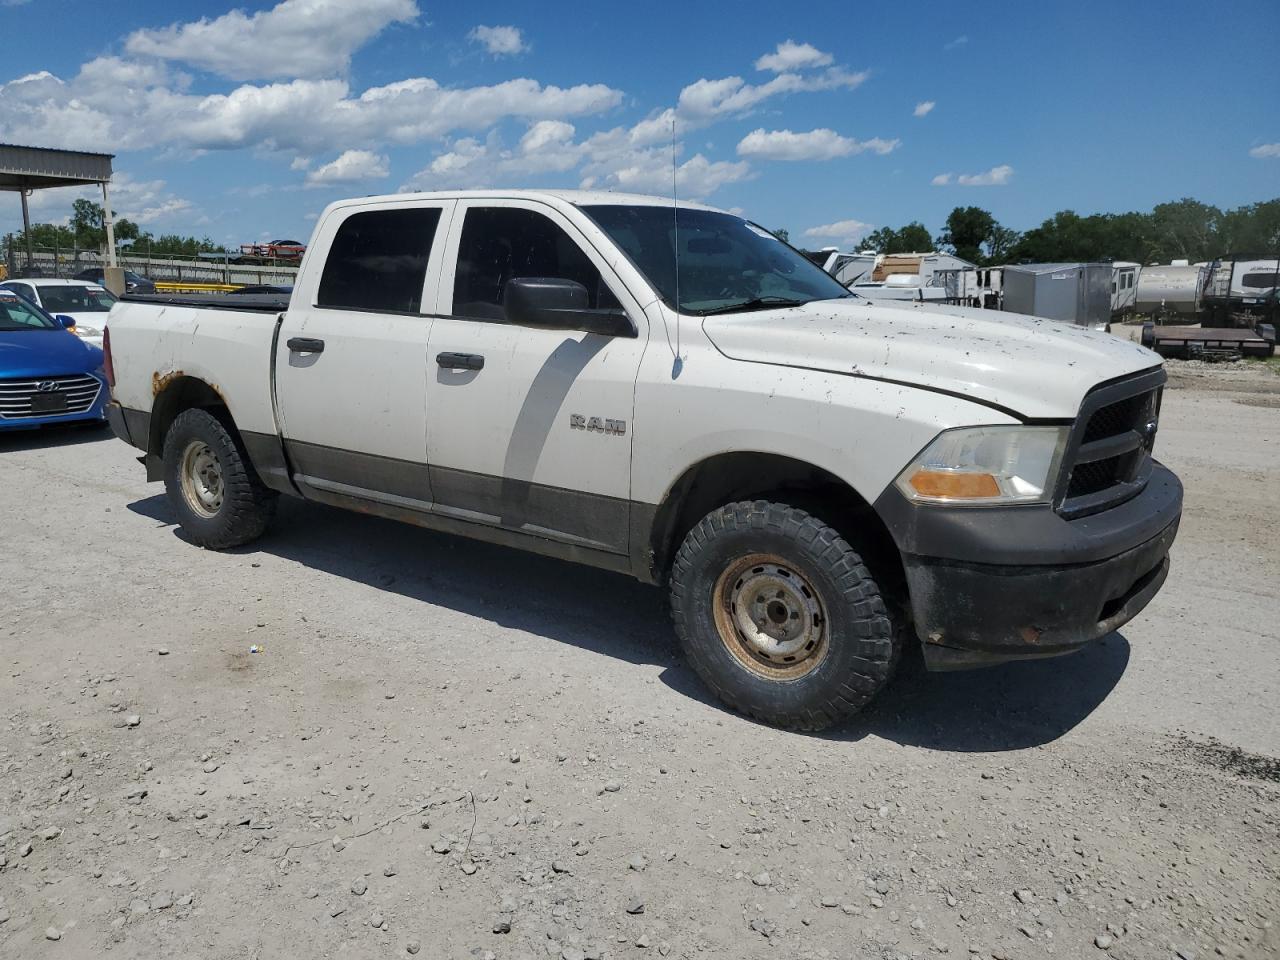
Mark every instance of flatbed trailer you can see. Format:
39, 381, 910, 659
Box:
1142, 323, 1276, 359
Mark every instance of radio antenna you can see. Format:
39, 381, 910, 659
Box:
671, 115, 682, 370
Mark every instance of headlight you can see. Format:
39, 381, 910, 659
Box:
895, 425, 1069, 505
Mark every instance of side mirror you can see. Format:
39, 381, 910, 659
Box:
56, 314, 76, 329
504, 277, 636, 338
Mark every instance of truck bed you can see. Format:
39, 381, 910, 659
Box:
121, 292, 290, 313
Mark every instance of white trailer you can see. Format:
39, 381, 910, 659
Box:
1111, 262, 1140, 316
1133, 264, 1204, 319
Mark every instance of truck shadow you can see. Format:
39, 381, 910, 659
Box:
0, 422, 113, 452
128, 493, 1128, 752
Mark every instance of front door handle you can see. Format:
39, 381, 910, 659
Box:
436, 352, 484, 371
287, 337, 325, 353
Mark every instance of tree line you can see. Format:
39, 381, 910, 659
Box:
792, 197, 1280, 267
10, 200, 226, 258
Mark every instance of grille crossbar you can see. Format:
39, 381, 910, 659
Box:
1058, 373, 1163, 519
0, 374, 102, 419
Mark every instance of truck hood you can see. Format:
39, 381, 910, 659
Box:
701, 299, 1160, 419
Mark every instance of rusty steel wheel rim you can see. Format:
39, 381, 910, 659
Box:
712, 553, 829, 680
179, 439, 224, 519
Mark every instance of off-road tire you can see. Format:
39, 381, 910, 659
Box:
669, 500, 899, 731
162, 408, 276, 549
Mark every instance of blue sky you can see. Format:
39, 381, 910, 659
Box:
1, 0, 1277, 250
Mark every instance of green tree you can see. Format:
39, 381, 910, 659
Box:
68, 199, 139, 251
985, 224, 1020, 263
936, 206, 996, 264
1218, 200, 1280, 255
865, 221, 933, 254
1147, 199, 1221, 262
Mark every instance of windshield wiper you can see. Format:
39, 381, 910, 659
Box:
696, 296, 809, 316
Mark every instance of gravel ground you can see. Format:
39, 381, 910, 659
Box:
1, 360, 1277, 960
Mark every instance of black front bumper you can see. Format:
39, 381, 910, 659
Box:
875, 462, 1183, 669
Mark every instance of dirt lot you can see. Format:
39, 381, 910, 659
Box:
1, 360, 1277, 960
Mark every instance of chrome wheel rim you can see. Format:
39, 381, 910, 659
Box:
179, 440, 224, 519
713, 554, 828, 680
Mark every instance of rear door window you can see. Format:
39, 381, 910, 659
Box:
317, 207, 442, 313
451, 206, 618, 322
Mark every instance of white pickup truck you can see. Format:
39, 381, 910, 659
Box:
103, 190, 1182, 730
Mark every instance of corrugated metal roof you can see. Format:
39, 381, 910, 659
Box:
0, 143, 114, 191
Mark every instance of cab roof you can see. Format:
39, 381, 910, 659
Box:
328, 189, 726, 213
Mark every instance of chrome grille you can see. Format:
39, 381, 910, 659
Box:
1058, 374, 1162, 519
0, 373, 102, 419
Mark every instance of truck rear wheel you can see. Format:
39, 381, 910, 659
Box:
162, 408, 276, 549
669, 500, 898, 731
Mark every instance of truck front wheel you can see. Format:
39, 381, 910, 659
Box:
162, 408, 276, 549
669, 501, 899, 731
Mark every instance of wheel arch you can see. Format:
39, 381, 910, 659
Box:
644, 451, 905, 601
146, 375, 235, 480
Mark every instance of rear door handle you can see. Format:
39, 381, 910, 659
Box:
287, 337, 325, 353
436, 352, 484, 371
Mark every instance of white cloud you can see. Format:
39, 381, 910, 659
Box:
0, 10, 872, 215
754, 40, 833, 73
932, 164, 1013, 186
305, 149, 390, 187
402, 49, 871, 199
125, 0, 419, 81
804, 219, 874, 245
958, 164, 1013, 186
403, 122, 750, 200
1249, 143, 1280, 159
944, 35, 968, 50
468, 25, 528, 57
598, 152, 751, 198
737, 128, 898, 161
677, 68, 867, 125
403, 120, 587, 190
913, 100, 935, 117
0, 62, 624, 156
20, 173, 195, 228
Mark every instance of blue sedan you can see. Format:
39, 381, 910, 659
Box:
0, 290, 108, 431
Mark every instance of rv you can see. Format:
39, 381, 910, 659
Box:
1111, 262, 1140, 315
1200, 257, 1280, 326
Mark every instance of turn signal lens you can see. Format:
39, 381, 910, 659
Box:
908, 470, 1000, 499
895, 425, 1069, 505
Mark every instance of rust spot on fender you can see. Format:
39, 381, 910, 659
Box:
1019, 625, 1043, 644
151, 371, 227, 407
152, 369, 185, 397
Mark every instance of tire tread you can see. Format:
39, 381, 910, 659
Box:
669, 499, 900, 731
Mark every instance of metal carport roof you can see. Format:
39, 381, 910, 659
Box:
0, 143, 118, 276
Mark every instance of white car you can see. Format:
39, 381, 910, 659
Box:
0, 278, 116, 345
102, 189, 1182, 730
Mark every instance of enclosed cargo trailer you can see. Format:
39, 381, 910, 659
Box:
1002, 263, 1112, 330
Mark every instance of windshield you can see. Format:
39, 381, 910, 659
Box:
0, 293, 58, 331
36, 284, 117, 313
581, 205, 852, 314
